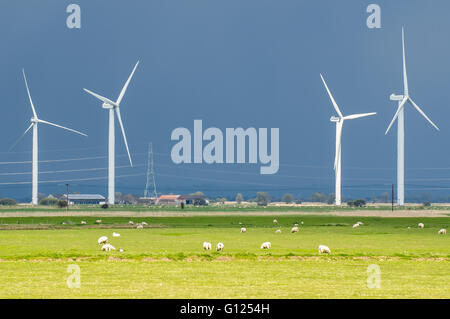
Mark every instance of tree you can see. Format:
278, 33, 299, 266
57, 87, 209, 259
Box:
57, 200, 68, 208
0, 198, 16, 206
235, 193, 243, 204
311, 192, 327, 203
348, 199, 366, 207
327, 193, 335, 205
282, 193, 293, 204
256, 192, 270, 206
192, 191, 205, 196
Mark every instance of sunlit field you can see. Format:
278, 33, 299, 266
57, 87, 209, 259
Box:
0, 215, 448, 298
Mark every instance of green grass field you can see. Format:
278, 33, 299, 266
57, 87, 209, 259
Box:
0, 215, 449, 298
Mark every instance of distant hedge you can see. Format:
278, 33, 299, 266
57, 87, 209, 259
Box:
39, 197, 59, 206
0, 198, 17, 206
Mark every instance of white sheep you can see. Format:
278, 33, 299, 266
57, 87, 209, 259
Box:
113, 232, 120, 237
275, 229, 281, 234
240, 227, 247, 233
418, 223, 424, 229
95, 219, 102, 224
80, 221, 86, 225
141, 221, 148, 226
216, 242, 224, 251
136, 224, 143, 229
203, 242, 212, 250
301, 221, 304, 225
119, 248, 124, 252
101, 244, 116, 252
97, 236, 108, 245
261, 242, 271, 249
291, 226, 299, 233
294, 223, 299, 227
356, 221, 363, 225
352, 223, 360, 228
438, 229, 447, 235
128, 221, 134, 225
318, 245, 331, 254
273, 219, 278, 225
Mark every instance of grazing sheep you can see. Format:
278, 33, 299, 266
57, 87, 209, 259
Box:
128, 221, 134, 225
95, 219, 102, 224
318, 245, 331, 254
141, 221, 148, 226
418, 223, 424, 229
240, 227, 247, 233
352, 223, 360, 228
294, 223, 299, 227
356, 221, 363, 225
203, 242, 212, 250
261, 242, 271, 249
216, 242, 224, 251
119, 248, 124, 252
113, 232, 120, 237
301, 221, 304, 225
101, 244, 115, 252
136, 224, 143, 229
438, 229, 447, 235
97, 236, 108, 245
80, 221, 86, 225
291, 226, 299, 233
275, 229, 281, 234
273, 219, 278, 225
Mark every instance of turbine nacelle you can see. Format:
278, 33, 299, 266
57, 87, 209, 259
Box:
330, 116, 341, 122
102, 102, 115, 109
390, 94, 404, 101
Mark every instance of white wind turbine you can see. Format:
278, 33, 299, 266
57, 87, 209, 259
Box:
320, 74, 376, 205
10, 69, 87, 205
385, 27, 439, 206
83, 61, 139, 205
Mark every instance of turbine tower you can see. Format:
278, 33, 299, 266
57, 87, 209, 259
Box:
11, 69, 87, 205
385, 28, 439, 206
83, 61, 139, 205
320, 74, 376, 205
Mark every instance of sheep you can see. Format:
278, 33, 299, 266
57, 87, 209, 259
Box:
203, 242, 212, 250
80, 221, 86, 225
301, 221, 304, 225
141, 221, 148, 226
352, 223, 360, 228
318, 245, 331, 254
95, 219, 102, 224
273, 219, 278, 225
97, 236, 108, 245
113, 232, 120, 237
275, 229, 281, 234
101, 243, 116, 252
261, 242, 271, 249
128, 221, 134, 225
291, 226, 299, 233
418, 223, 424, 229
119, 248, 124, 252
438, 229, 447, 235
136, 224, 143, 229
294, 223, 299, 227
216, 242, 224, 251
356, 221, 363, 226
240, 227, 247, 233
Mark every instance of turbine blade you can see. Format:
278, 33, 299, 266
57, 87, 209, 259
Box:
83, 88, 117, 107
22, 69, 37, 119
343, 112, 376, 120
385, 97, 408, 135
402, 27, 409, 96
334, 122, 343, 170
9, 123, 34, 151
115, 107, 133, 167
38, 119, 88, 137
116, 61, 139, 105
320, 74, 343, 118
409, 97, 440, 131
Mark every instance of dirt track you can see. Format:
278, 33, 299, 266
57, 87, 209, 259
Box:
0, 210, 448, 218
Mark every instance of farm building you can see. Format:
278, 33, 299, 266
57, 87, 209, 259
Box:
62, 194, 106, 205
156, 195, 185, 205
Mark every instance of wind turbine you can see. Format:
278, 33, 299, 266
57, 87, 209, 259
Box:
385, 27, 439, 206
83, 61, 139, 205
10, 69, 87, 205
320, 74, 376, 205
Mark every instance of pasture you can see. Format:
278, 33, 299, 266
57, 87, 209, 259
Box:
0, 215, 449, 298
